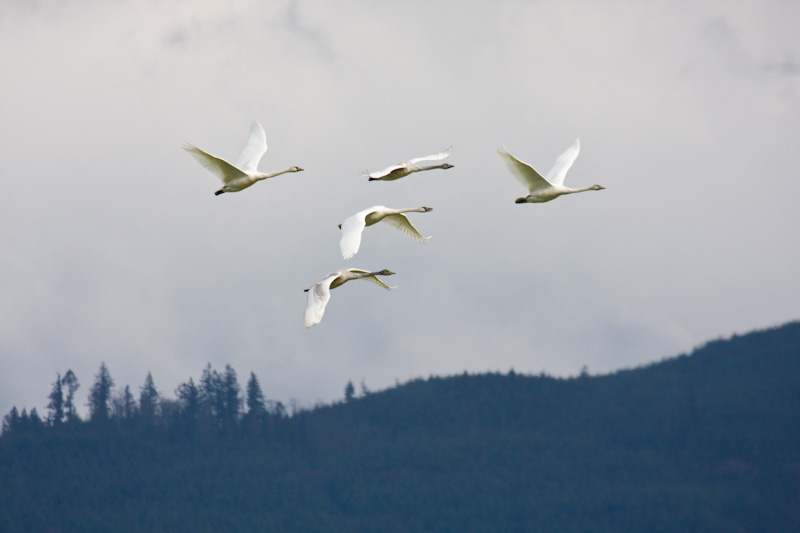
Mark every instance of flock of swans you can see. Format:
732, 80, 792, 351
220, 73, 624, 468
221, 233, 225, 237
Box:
183, 120, 605, 328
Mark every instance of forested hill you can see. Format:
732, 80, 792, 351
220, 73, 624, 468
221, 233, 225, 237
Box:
1, 322, 799, 532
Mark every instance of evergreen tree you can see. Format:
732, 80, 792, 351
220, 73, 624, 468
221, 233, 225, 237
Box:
139, 372, 160, 426
88, 363, 114, 424
46, 373, 64, 425
176, 378, 200, 420
28, 408, 43, 430
2, 406, 19, 435
243, 372, 267, 435
62, 370, 80, 423
344, 381, 355, 402
221, 365, 242, 430
245, 372, 267, 417
198, 363, 223, 420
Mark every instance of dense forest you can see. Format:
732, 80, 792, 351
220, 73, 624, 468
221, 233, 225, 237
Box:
1, 322, 799, 532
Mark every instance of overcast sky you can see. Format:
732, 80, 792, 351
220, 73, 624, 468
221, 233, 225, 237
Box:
1, 0, 798, 418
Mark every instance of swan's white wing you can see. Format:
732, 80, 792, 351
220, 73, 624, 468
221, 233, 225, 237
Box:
545, 138, 580, 186
408, 146, 452, 165
236, 120, 268, 173
183, 143, 248, 184
367, 163, 408, 179
381, 214, 430, 243
339, 209, 371, 260
304, 273, 339, 328
348, 269, 397, 290
496, 146, 552, 192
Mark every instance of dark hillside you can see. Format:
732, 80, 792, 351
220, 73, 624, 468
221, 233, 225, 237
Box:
1, 322, 798, 532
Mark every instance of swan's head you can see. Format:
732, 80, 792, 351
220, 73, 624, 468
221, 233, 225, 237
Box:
377, 269, 395, 276
441, 163, 454, 169
591, 184, 605, 190
290, 166, 304, 172
515, 197, 529, 204
420, 207, 433, 212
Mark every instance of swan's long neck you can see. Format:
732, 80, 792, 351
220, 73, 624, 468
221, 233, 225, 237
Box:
417, 164, 450, 171
393, 207, 431, 214
566, 185, 604, 194
256, 168, 294, 180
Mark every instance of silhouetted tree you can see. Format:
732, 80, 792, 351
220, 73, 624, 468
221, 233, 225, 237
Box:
2, 407, 20, 435
220, 365, 242, 430
243, 372, 267, 435
139, 372, 160, 426
344, 381, 355, 402
245, 372, 267, 417
88, 363, 114, 424
199, 363, 223, 421
46, 373, 64, 425
62, 370, 80, 423
176, 378, 200, 421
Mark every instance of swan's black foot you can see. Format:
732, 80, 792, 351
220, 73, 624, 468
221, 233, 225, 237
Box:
214, 190, 224, 196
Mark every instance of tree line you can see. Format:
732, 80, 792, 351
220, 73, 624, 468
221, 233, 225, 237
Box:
2, 362, 302, 439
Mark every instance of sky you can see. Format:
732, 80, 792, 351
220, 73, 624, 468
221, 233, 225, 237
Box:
1, 0, 799, 419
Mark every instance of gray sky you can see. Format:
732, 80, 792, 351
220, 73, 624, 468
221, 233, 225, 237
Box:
1, 1, 798, 418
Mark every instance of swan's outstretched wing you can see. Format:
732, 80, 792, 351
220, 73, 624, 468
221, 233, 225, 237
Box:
382, 214, 430, 243
496, 146, 552, 192
340, 209, 371, 260
236, 120, 268, 173
348, 269, 397, 290
366, 163, 408, 180
545, 138, 580, 186
183, 143, 248, 184
304, 273, 340, 328
408, 146, 452, 165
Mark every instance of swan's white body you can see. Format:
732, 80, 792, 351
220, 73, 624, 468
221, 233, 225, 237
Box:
304, 269, 396, 328
183, 120, 303, 195
365, 147, 454, 181
339, 206, 433, 260
497, 139, 604, 203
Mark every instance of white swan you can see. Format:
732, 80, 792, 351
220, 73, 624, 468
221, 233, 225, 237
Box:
338, 206, 433, 260
304, 269, 396, 328
364, 147, 454, 181
183, 120, 304, 195
497, 139, 604, 203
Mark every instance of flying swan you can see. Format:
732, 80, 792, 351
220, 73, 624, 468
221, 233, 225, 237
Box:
364, 147, 454, 181
338, 206, 433, 260
183, 120, 304, 195
304, 269, 396, 328
496, 139, 604, 203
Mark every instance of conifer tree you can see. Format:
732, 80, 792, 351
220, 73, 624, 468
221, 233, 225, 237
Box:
245, 372, 267, 418
88, 363, 114, 424
139, 372, 160, 425
2, 406, 20, 435
46, 373, 64, 425
62, 370, 80, 423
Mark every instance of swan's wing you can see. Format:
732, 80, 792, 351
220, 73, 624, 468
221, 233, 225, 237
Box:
408, 146, 452, 165
545, 138, 580, 186
236, 120, 268, 173
367, 163, 408, 179
348, 269, 397, 290
304, 273, 339, 328
183, 143, 248, 184
381, 214, 430, 243
339, 209, 371, 260
496, 146, 552, 192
